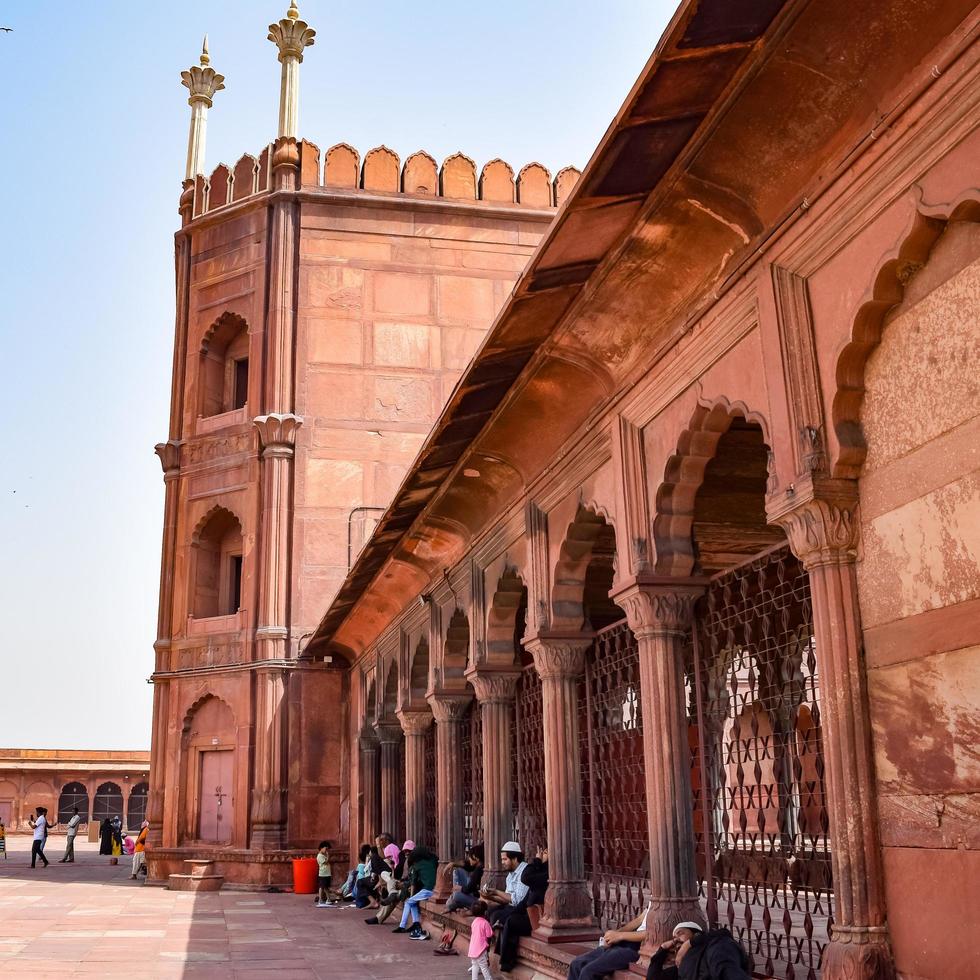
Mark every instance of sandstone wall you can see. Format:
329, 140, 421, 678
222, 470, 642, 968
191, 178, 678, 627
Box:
856, 220, 980, 979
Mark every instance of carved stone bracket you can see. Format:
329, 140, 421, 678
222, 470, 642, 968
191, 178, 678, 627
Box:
767, 474, 859, 568
396, 709, 433, 736
612, 579, 704, 638
466, 668, 520, 705
426, 692, 472, 723
253, 413, 303, 459
154, 440, 181, 480
523, 633, 591, 680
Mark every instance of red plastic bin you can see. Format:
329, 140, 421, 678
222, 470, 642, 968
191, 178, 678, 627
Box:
292, 857, 319, 894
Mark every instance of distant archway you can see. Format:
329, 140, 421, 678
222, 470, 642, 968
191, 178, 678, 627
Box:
58, 782, 89, 824
127, 782, 148, 830
92, 782, 124, 822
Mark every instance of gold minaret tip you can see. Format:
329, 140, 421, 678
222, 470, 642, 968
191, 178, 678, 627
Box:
200, 34, 210, 66
287, 1, 300, 21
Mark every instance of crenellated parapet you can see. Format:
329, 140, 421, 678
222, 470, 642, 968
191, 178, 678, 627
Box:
188, 139, 580, 218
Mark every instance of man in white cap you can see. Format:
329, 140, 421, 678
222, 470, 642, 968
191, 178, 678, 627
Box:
648, 921, 751, 980
480, 841, 528, 909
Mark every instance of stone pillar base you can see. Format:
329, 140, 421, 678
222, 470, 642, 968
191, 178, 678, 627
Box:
249, 823, 285, 850
821, 934, 896, 980
431, 861, 456, 901
533, 879, 599, 943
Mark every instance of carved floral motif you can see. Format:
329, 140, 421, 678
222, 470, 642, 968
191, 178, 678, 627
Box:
426, 694, 472, 723
523, 635, 591, 680
466, 670, 520, 705
613, 585, 701, 637
253, 413, 303, 457
267, 3, 316, 62
184, 431, 253, 464
155, 440, 181, 476
396, 709, 433, 736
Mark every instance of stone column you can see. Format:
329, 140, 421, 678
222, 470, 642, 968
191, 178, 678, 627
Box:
397, 710, 432, 844
253, 414, 303, 661
427, 693, 472, 898
770, 477, 895, 980
149, 441, 181, 849
613, 581, 706, 940
522, 633, 597, 940
376, 724, 403, 839
467, 668, 520, 888
180, 37, 224, 180
359, 735, 380, 840
267, 2, 315, 139
250, 668, 289, 848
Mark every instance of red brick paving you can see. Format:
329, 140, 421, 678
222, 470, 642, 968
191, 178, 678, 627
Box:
0, 839, 474, 978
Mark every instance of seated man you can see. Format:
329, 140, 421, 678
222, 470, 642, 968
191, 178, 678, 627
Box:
648, 922, 751, 980
446, 843, 485, 913
483, 843, 548, 973
568, 901, 653, 980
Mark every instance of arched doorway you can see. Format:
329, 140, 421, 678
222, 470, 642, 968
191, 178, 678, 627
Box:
93, 782, 124, 822
127, 783, 148, 830
672, 413, 830, 979
181, 695, 237, 845
58, 782, 90, 825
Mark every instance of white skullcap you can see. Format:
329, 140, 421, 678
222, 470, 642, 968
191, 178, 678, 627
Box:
501, 841, 522, 852
673, 922, 703, 934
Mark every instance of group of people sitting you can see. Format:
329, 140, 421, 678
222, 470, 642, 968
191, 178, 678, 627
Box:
330, 834, 751, 980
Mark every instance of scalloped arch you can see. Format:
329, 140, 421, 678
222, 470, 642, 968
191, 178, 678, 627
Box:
485, 567, 526, 667
832, 196, 980, 478
443, 609, 470, 686
517, 162, 552, 207
362, 146, 400, 193
652, 396, 772, 577
181, 692, 235, 735
440, 153, 477, 200
551, 505, 617, 630
408, 637, 430, 703
201, 311, 248, 355
380, 656, 399, 716
324, 143, 360, 188
190, 503, 243, 545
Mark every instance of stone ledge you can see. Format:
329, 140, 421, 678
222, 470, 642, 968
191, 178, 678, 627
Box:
421, 902, 641, 980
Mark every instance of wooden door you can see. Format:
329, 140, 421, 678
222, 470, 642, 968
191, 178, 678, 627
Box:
198, 750, 233, 843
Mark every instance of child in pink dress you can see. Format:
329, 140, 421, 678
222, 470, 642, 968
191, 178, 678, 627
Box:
468, 901, 495, 980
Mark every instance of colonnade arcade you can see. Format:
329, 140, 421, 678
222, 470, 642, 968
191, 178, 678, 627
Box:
351, 405, 869, 980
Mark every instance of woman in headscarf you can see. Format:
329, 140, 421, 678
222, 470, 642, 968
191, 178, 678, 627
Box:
110, 815, 123, 864
99, 817, 114, 858
131, 820, 149, 879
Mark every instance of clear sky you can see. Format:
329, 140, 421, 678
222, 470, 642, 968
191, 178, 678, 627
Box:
0, 1, 673, 751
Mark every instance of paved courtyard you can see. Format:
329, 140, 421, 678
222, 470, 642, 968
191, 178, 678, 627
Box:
0, 839, 468, 979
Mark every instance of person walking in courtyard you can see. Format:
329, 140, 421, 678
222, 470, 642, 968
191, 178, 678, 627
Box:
568, 900, 653, 979
131, 820, 149, 878
29, 807, 51, 868
60, 805, 81, 863
466, 901, 495, 980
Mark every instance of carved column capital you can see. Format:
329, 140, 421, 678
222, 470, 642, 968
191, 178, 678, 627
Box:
426, 692, 472, 724
396, 709, 433, 736
465, 667, 521, 705
154, 440, 181, 480
253, 413, 303, 458
767, 475, 860, 569
612, 579, 704, 639
374, 722, 402, 746
180, 57, 225, 108
522, 632, 592, 680
358, 734, 379, 754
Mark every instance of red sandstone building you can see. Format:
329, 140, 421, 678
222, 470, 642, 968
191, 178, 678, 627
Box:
149, 3, 980, 979
0, 749, 150, 832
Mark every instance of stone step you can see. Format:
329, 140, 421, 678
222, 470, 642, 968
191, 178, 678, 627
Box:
167, 871, 224, 892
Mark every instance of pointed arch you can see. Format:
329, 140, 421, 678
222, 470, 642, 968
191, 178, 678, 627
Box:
199, 311, 250, 418
832, 197, 980, 478
652, 397, 774, 577
485, 567, 527, 667
182, 692, 236, 736
190, 507, 244, 619
551, 506, 620, 631
408, 637, 430, 703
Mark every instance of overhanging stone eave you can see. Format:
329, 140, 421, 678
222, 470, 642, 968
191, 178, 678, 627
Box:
309, 0, 809, 660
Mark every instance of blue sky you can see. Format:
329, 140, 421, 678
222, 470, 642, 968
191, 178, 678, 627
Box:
0, 1, 673, 750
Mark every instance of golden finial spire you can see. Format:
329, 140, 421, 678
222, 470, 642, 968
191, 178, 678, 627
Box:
200, 34, 210, 66
287, 1, 300, 20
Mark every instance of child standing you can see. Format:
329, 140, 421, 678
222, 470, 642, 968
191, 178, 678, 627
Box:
316, 840, 335, 907
467, 901, 494, 980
